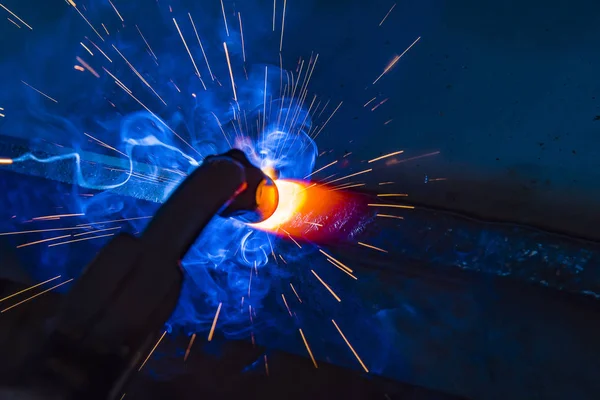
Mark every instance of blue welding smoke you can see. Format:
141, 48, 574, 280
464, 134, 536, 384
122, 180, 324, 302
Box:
2, 0, 319, 337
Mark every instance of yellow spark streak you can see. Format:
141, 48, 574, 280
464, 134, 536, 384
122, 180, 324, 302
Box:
0, 275, 61, 304
189, 13, 214, 81
312, 100, 343, 140
223, 42, 238, 101
330, 182, 366, 191
325, 168, 372, 185
264, 355, 270, 376
311, 270, 341, 302
21, 81, 58, 103
319, 249, 353, 273
326, 259, 357, 280
48, 233, 114, 247
298, 329, 318, 368
138, 331, 167, 371
208, 302, 223, 341
331, 320, 369, 373
184, 333, 196, 362
378, 181, 394, 185
281, 293, 292, 316
7, 17, 20, 28
69, 3, 104, 42
290, 283, 302, 303
75, 57, 100, 78
0, 158, 13, 164
80, 42, 93, 56
1, 279, 74, 313
238, 13, 246, 62
17, 234, 71, 249
112, 45, 167, 105
220, 0, 229, 36
281, 228, 302, 248
367, 203, 415, 209
32, 213, 84, 221
358, 241, 388, 253
66, 0, 76, 7
279, 0, 287, 52
304, 160, 337, 179
272, 0, 276, 31
0, 4, 32, 30
379, 3, 396, 26
373, 36, 421, 84
86, 38, 112, 62
173, 18, 203, 81
377, 193, 408, 197
376, 214, 404, 220
135, 26, 157, 61
80, 216, 152, 226
368, 150, 404, 163
0, 226, 91, 236
108, 0, 124, 22
74, 64, 85, 72
73, 226, 121, 237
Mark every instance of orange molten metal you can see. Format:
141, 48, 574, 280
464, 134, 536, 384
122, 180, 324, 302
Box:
251, 179, 369, 243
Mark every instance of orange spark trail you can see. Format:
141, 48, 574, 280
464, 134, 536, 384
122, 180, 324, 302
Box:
379, 3, 396, 26
376, 214, 404, 220
0, 275, 61, 304
32, 213, 84, 221
47, 233, 115, 247
358, 241, 388, 253
208, 302, 223, 341
332, 320, 369, 373
299, 329, 318, 368
290, 283, 302, 303
17, 234, 71, 248
373, 36, 421, 84
21, 81, 58, 103
367, 203, 414, 210
303, 160, 337, 179
0, 158, 13, 164
223, 42, 238, 101
189, 13, 214, 80
311, 270, 341, 302
1, 278, 74, 313
0, 4, 32, 30
138, 331, 167, 371
368, 150, 404, 163
184, 333, 196, 361
220, 0, 230, 36
173, 18, 203, 82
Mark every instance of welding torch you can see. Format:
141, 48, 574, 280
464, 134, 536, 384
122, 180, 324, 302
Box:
1, 149, 279, 400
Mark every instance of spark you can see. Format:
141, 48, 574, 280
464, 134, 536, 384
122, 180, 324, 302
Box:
373, 36, 421, 85
379, 3, 396, 26
0, 158, 13, 164
0, 275, 61, 304
371, 98, 388, 111
86, 38, 112, 62
367, 203, 415, 210
210, 112, 232, 148
358, 241, 388, 253
363, 97, 376, 107
332, 320, 369, 373
21, 81, 58, 103
73, 226, 121, 237
330, 182, 366, 191
84, 132, 127, 157
311, 270, 341, 302
281, 228, 302, 248
184, 333, 196, 362
377, 214, 404, 220
290, 283, 302, 303
312, 101, 343, 140
173, 18, 204, 83
16, 234, 71, 248
386, 151, 440, 164
0, 226, 91, 236
303, 160, 337, 179
298, 329, 318, 368
108, 0, 124, 22
319, 249, 353, 273
120, 394, 126, 400
272, 0, 276, 31
32, 213, 84, 221
7, 17, 20, 28
208, 302, 223, 341
188, 14, 213, 81
324, 168, 372, 185
280, 0, 287, 52
0, 4, 32, 30
69, 2, 104, 42
220, 0, 229, 36
101, 23, 109, 35
304, 221, 323, 227
377, 193, 408, 197
47, 233, 114, 247
113, 45, 168, 104
1, 278, 74, 314
281, 293, 292, 316
79, 216, 152, 226
379, 181, 394, 185
264, 355, 270, 376
135, 26, 157, 61
76, 57, 100, 78
223, 42, 238, 101
238, 13, 246, 62
326, 259, 357, 280
368, 150, 404, 163
79, 42, 94, 56
263, 66, 267, 133
138, 331, 167, 371
384, 119, 393, 125
279, 254, 287, 264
